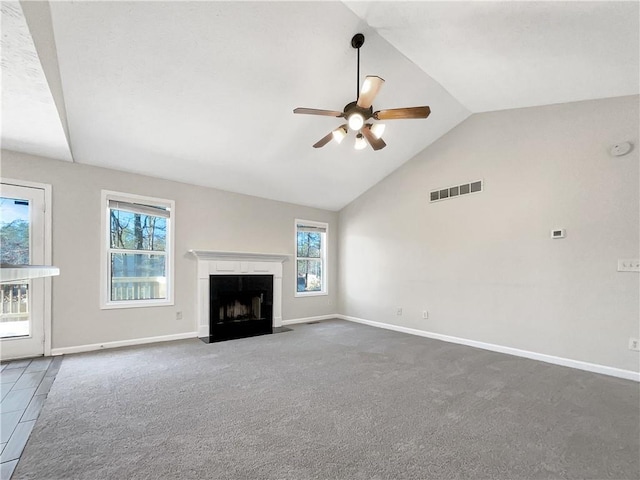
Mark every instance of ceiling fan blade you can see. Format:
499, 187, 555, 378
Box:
374, 106, 431, 120
357, 76, 385, 109
294, 108, 344, 117
361, 124, 387, 151
312, 131, 334, 148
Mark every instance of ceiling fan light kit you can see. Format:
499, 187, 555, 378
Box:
348, 112, 365, 131
332, 126, 348, 144
371, 123, 385, 139
293, 33, 431, 151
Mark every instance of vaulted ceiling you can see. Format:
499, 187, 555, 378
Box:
2, 1, 638, 210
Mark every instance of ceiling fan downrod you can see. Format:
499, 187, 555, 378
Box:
351, 33, 365, 101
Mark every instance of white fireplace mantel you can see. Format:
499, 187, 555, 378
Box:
189, 250, 291, 263
189, 250, 292, 338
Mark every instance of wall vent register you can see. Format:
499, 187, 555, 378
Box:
430, 180, 483, 203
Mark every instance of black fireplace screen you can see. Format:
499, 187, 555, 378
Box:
217, 292, 265, 322
209, 275, 273, 340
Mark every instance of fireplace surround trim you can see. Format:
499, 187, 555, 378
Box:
189, 250, 291, 338
189, 250, 292, 263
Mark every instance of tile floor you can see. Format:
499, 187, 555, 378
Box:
0, 356, 62, 480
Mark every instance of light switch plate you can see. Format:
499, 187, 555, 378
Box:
618, 259, 640, 272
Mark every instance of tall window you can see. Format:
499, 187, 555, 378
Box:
295, 220, 327, 296
101, 191, 174, 308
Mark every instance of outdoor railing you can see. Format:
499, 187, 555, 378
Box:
111, 276, 166, 301
1, 278, 167, 321
1, 282, 29, 322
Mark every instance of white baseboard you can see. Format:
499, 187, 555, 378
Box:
281, 314, 338, 326
338, 315, 640, 382
50, 332, 199, 356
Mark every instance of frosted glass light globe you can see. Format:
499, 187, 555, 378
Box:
354, 134, 367, 150
371, 123, 386, 139
348, 113, 364, 131
332, 127, 347, 144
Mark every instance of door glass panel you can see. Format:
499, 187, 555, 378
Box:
0, 197, 31, 338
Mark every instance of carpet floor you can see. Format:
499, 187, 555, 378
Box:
13, 320, 640, 479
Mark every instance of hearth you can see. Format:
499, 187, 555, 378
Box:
206, 274, 273, 342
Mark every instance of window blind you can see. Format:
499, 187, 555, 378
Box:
109, 200, 170, 219
296, 224, 327, 233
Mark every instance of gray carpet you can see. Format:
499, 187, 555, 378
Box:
14, 320, 640, 479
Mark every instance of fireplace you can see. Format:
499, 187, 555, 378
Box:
208, 275, 273, 342
189, 250, 291, 342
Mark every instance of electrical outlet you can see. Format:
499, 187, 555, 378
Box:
396, 307, 402, 316
176, 311, 183, 321
618, 259, 640, 272
629, 338, 640, 351
422, 311, 429, 319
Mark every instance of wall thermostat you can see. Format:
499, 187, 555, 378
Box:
551, 229, 566, 239
610, 142, 632, 157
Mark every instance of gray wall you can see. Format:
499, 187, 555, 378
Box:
338, 95, 639, 372
1, 151, 338, 349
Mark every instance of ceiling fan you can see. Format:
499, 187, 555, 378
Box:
293, 33, 431, 151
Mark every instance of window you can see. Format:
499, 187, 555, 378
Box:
295, 219, 327, 296
101, 191, 174, 309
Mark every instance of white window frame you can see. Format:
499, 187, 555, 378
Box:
294, 219, 328, 297
0, 178, 53, 356
100, 190, 175, 309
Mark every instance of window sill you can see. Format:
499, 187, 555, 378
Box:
101, 299, 174, 310
294, 291, 328, 298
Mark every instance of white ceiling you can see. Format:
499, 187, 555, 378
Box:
346, 1, 640, 112
1, 2, 71, 162
2, 1, 638, 210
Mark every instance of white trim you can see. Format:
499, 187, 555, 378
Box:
337, 315, 640, 382
101, 190, 175, 310
50, 331, 198, 356
191, 252, 288, 336
294, 218, 328, 297
42, 182, 52, 356
102, 297, 174, 310
0, 178, 53, 357
293, 291, 329, 298
281, 314, 337, 325
189, 250, 291, 263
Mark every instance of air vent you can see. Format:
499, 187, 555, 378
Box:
430, 180, 483, 203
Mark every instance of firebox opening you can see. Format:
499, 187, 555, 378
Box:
207, 274, 273, 342
217, 293, 265, 323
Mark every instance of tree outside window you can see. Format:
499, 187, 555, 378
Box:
295, 220, 327, 295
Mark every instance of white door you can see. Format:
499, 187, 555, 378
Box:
0, 183, 46, 359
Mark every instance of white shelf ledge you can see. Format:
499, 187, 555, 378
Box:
1, 265, 60, 283
188, 250, 291, 263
